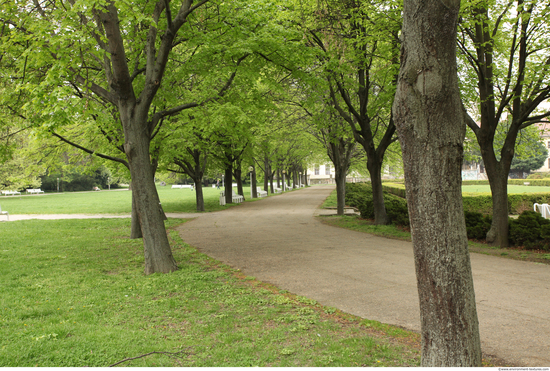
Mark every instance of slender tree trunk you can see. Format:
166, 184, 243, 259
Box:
234, 166, 244, 199
263, 159, 270, 192
125, 123, 177, 275
251, 167, 258, 198
335, 167, 346, 215
130, 192, 142, 239
367, 157, 389, 225
195, 180, 205, 212
224, 167, 232, 204
276, 169, 280, 188
393, 0, 481, 366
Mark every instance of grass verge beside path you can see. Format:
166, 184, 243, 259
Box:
320, 192, 550, 265
0, 186, 240, 215
1, 218, 420, 367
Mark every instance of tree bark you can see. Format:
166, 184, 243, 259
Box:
484, 160, 509, 246
124, 117, 177, 275
194, 181, 204, 212
130, 192, 143, 239
234, 165, 244, 199
393, 0, 481, 366
224, 166, 232, 204
335, 167, 346, 215
251, 166, 258, 198
367, 156, 389, 224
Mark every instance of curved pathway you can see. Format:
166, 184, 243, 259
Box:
176, 185, 550, 367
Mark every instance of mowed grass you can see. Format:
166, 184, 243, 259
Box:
462, 184, 550, 194
0, 186, 251, 214
0, 218, 420, 367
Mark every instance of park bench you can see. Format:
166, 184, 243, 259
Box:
219, 190, 244, 205
26, 189, 44, 194
273, 187, 282, 194
0, 205, 8, 221
1, 190, 21, 196
534, 203, 550, 219
256, 187, 268, 197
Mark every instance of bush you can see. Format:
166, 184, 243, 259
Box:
509, 210, 550, 250
346, 182, 409, 227
464, 211, 492, 240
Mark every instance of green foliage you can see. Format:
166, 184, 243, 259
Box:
509, 211, 550, 250
345, 183, 409, 227
527, 172, 550, 180
464, 211, 492, 240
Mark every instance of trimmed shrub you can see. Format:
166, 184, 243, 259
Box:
509, 210, 550, 250
345, 182, 409, 226
464, 211, 492, 240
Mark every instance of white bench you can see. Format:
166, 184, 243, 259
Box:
26, 188, 44, 194
256, 187, 268, 197
0, 205, 8, 221
171, 184, 193, 189
219, 190, 243, 204
273, 187, 282, 194
1, 190, 21, 196
534, 203, 550, 219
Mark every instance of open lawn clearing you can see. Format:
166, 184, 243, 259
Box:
0, 218, 420, 367
0, 186, 254, 215
462, 184, 550, 194
385, 182, 550, 195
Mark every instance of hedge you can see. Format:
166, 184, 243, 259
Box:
346, 182, 550, 247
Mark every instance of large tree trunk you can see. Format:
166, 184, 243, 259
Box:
393, 0, 481, 366
124, 120, 177, 275
367, 156, 389, 225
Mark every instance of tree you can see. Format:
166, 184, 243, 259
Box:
393, 0, 481, 366
458, 0, 550, 246
300, 0, 401, 224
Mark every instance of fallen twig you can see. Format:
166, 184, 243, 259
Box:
109, 349, 188, 367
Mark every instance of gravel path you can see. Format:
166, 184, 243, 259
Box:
176, 185, 550, 367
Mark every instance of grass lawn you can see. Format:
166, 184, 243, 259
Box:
462, 184, 550, 194
0, 218, 420, 367
0, 186, 257, 215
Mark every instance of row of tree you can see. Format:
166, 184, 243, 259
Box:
1, 0, 550, 365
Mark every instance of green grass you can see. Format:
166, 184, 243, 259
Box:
0, 186, 256, 215
0, 218, 420, 367
320, 215, 411, 241
386, 182, 550, 195
462, 184, 550, 194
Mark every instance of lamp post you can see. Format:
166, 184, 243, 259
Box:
299, 172, 302, 187
282, 170, 286, 191
249, 166, 253, 198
